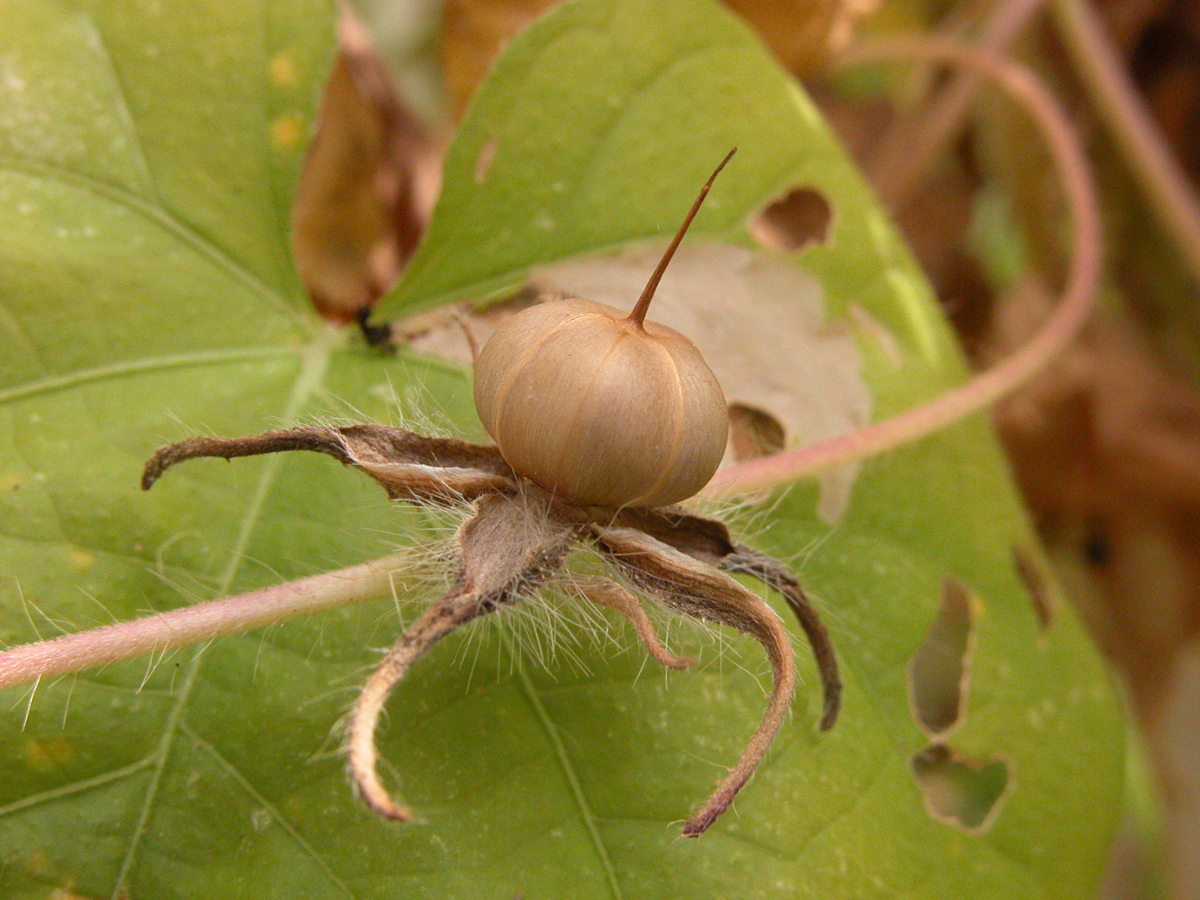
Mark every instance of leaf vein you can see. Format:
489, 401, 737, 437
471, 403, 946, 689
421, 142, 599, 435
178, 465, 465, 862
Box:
0, 755, 157, 819
0, 301, 50, 379
0, 157, 292, 316
181, 721, 360, 899
80, 13, 159, 201
0, 346, 297, 405
508, 641, 626, 900
107, 333, 332, 900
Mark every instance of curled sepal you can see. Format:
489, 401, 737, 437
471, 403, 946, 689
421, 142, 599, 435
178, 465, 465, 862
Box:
613, 507, 840, 729
590, 525, 796, 837
142, 424, 516, 504
719, 546, 841, 730
346, 490, 576, 820
612, 505, 737, 564
575, 576, 693, 670
347, 587, 485, 819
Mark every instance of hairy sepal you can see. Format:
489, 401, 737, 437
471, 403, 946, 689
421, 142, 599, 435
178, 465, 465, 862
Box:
590, 525, 797, 836
142, 425, 516, 503
347, 488, 577, 819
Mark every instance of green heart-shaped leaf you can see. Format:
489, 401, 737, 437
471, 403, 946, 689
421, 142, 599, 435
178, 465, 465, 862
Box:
0, 0, 1122, 897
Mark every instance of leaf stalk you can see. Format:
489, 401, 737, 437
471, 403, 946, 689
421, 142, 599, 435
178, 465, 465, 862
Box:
709, 38, 1102, 496
0, 555, 410, 689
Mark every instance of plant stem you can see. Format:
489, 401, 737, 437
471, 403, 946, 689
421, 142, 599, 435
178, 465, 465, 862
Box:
1051, 0, 1200, 284
869, 0, 1048, 209
708, 37, 1101, 497
0, 554, 411, 690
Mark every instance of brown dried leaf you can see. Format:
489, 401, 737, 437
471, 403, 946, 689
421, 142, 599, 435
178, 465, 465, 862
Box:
725, 0, 880, 75
441, 0, 559, 119
292, 8, 439, 322
440, 0, 881, 118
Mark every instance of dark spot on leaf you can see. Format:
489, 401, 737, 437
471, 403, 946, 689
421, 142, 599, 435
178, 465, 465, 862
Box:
910, 744, 1011, 833
728, 402, 785, 462
474, 135, 499, 184
749, 186, 832, 252
908, 576, 974, 739
1012, 544, 1054, 630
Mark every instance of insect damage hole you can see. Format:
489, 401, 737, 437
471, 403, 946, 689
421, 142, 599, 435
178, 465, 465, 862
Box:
908, 576, 975, 739
910, 744, 1011, 834
749, 186, 832, 253
728, 403, 786, 462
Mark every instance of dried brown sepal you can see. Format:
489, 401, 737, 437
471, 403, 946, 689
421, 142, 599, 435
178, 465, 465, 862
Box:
347, 488, 577, 819
616, 508, 841, 730
349, 587, 483, 820
611, 505, 737, 564
575, 576, 693, 670
719, 545, 841, 731
590, 525, 796, 837
142, 425, 515, 504
139, 427, 838, 835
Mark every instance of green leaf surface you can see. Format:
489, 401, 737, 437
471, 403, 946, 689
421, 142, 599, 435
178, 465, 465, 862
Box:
0, 0, 1122, 898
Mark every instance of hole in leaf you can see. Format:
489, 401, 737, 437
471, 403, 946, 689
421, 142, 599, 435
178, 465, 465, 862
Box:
728, 403, 786, 462
908, 576, 974, 739
911, 744, 1011, 834
1012, 544, 1054, 630
749, 186, 832, 253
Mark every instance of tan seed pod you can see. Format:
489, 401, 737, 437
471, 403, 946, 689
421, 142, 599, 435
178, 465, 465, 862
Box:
474, 296, 727, 506
473, 151, 735, 508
